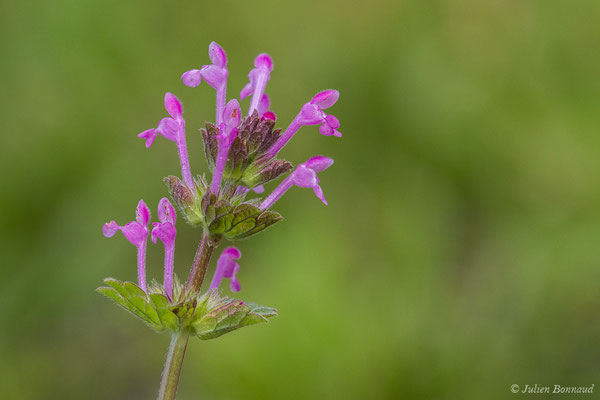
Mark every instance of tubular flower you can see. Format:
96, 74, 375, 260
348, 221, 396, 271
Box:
265, 90, 341, 158
209, 247, 242, 292
182, 41, 229, 125
240, 53, 274, 117
138, 93, 194, 190
151, 198, 177, 300
260, 156, 334, 210
102, 200, 151, 292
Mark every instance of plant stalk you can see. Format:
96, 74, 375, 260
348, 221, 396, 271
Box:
157, 329, 190, 400
156, 231, 220, 399
185, 231, 220, 294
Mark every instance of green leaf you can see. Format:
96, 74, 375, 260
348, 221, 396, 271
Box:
97, 278, 179, 332
191, 292, 277, 340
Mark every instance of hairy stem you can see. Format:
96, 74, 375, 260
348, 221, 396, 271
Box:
185, 231, 221, 294
156, 232, 220, 399
157, 329, 190, 400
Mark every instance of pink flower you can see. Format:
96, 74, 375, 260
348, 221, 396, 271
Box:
240, 53, 274, 116
209, 247, 242, 292
260, 156, 334, 210
210, 99, 241, 194
138, 93, 194, 190
265, 90, 341, 158
181, 41, 229, 125
151, 198, 177, 300
103, 200, 151, 292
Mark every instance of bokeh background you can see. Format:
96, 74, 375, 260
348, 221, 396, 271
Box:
2, 0, 600, 398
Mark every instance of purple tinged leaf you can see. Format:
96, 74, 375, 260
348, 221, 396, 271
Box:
164, 92, 183, 119
209, 41, 227, 68
181, 69, 202, 87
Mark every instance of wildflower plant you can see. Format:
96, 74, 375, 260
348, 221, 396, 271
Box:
98, 41, 340, 400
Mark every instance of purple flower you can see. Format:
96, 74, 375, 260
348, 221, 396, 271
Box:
181, 69, 202, 87
240, 53, 274, 117
209, 247, 242, 292
210, 99, 241, 194
151, 198, 177, 300
138, 93, 194, 190
260, 156, 334, 210
264, 90, 340, 158
103, 200, 151, 292
182, 41, 229, 125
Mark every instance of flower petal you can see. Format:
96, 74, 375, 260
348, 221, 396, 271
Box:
305, 156, 334, 172
312, 184, 328, 205
164, 92, 183, 119
157, 117, 178, 141
151, 222, 176, 246
138, 129, 158, 148
181, 69, 202, 87
299, 103, 323, 125
257, 94, 270, 116
310, 90, 339, 109
325, 114, 340, 129
157, 197, 176, 225
208, 41, 227, 68
319, 123, 334, 136
120, 222, 148, 247
222, 99, 241, 131
252, 184, 265, 194
291, 165, 318, 188
200, 64, 227, 89
102, 221, 119, 238
136, 200, 150, 225
254, 53, 273, 72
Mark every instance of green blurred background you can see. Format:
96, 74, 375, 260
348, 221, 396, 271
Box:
2, 0, 600, 398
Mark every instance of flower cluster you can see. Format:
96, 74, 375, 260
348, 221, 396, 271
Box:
99, 42, 341, 340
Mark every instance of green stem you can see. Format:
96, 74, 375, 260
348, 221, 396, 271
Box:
157, 232, 220, 399
157, 329, 190, 400
185, 231, 221, 294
